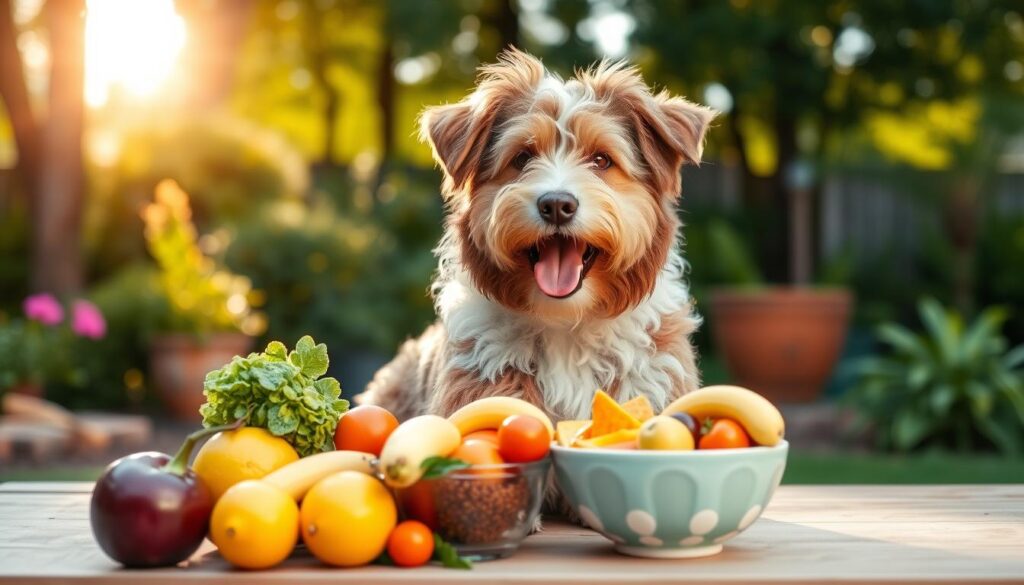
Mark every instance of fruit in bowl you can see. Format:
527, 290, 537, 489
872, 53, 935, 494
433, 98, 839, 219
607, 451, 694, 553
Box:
385, 397, 555, 560
551, 386, 788, 558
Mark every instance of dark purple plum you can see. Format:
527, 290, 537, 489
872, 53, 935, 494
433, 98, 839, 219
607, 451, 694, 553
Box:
90, 420, 242, 567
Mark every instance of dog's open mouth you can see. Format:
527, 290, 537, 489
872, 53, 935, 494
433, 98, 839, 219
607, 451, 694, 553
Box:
526, 235, 599, 299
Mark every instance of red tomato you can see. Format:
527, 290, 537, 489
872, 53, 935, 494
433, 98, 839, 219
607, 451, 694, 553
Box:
386, 520, 434, 567
397, 481, 438, 530
698, 418, 751, 449
497, 415, 551, 463
333, 405, 399, 456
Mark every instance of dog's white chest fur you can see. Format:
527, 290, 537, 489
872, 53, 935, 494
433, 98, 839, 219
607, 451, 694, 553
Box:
436, 250, 698, 420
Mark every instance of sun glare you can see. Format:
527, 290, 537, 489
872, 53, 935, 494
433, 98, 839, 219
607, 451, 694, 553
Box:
84, 0, 186, 108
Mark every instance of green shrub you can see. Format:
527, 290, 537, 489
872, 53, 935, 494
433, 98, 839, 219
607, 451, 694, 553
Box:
849, 298, 1024, 454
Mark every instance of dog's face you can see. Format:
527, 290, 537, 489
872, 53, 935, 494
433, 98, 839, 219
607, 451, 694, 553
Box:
422, 50, 715, 320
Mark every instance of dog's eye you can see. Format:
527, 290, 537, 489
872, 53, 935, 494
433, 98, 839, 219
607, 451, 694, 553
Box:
512, 150, 534, 170
592, 153, 613, 170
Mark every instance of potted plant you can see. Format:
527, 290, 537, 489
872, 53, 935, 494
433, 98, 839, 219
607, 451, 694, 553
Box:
142, 180, 263, 421
0, 293, 107, 398
848, 298, 1024, 454
705, 214, 853, 403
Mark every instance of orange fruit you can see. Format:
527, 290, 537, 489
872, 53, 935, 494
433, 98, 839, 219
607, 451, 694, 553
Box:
193, 427, 299, 503
300, 471, 397, 567
451, 438, 504, 477
463, 429, 499, 445
333, 405, 399, 456
209, 480, 299, 569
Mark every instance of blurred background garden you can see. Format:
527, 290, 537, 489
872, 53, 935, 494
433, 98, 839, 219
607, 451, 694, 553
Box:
1, 0, 1023, 482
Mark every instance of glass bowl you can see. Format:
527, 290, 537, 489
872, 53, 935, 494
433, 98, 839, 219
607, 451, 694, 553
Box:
395, 457, 551, 560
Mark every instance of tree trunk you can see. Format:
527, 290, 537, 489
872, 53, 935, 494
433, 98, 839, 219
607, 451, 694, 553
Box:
32, 0, 86, 294
177, 0, 253, 110
495, 0, 519, 50
374, 40, 395, 192
945, 175, 979, 315
0, 0, 40, 201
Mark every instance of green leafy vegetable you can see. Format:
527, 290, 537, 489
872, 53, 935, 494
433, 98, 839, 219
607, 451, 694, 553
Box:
420, 456, 470, 479
433, 534, 472, 569
200, 335, 348, 456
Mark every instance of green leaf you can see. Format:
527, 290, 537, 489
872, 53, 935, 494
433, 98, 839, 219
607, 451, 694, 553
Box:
314, 377, 342, 399
892, 410, 931, 451
265, 340, 287, 360
928, 384, 955, 416
966, 382, 994, 418
290, 335, 330, 378
267, 403, 299, 436
421, 456, 470, 479
960, 307, 1008, 363
433, 534, 472, 569
877, 323, 929, 360
1003, 345, 1024, 370
918, 298, 960, 364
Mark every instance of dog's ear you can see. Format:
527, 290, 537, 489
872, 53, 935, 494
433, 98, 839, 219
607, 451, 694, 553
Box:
632, 91, 716, 196
420, 48, 544, 197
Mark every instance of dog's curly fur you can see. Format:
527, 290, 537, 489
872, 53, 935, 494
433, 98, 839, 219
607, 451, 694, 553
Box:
357, 49, 714, 429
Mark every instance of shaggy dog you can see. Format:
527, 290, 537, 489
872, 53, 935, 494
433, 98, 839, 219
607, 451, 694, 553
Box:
357, 49, 715, 424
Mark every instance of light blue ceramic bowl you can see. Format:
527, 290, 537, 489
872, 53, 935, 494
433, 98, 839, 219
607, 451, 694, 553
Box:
551, 441, 788, 558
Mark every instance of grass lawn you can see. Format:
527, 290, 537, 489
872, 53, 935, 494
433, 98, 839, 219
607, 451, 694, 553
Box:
2, 452, 1023, 484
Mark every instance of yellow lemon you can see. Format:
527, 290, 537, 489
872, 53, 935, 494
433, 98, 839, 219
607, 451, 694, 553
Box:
301, 471, 397, 567
209, 480, 299, 570
193, 427, 299, 502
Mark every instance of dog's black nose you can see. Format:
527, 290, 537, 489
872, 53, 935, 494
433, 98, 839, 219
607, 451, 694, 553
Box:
537, 191, 578, 226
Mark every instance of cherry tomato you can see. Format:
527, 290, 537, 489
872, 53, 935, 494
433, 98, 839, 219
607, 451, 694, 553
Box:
397, 481, 438, 531
497, 415, 551, 463
698, 418, 751, 449
386, 520, 434, 567
463, 429, 499, 445
333, 405, 399, 456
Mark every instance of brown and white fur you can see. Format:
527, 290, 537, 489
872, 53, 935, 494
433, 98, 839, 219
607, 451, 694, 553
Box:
357, 49, 715, 424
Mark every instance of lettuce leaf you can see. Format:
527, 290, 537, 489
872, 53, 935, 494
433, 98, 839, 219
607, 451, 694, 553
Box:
200, 335, 347, 456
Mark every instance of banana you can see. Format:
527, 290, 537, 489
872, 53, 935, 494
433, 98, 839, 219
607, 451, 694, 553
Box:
379, 415, 461, 488
261, 450, 377, 500
447, 396, 555, 439
661, 385, 785, 446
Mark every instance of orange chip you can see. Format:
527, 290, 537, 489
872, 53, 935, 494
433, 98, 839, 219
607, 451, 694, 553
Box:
575, 428, 639, 449
589, 389, 641, 437
621, 395, 654, 422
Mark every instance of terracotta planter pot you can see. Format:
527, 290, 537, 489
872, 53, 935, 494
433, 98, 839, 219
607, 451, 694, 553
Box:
149, 333, 252, 421
708, 287, 852, 403
8, 382, 45, 399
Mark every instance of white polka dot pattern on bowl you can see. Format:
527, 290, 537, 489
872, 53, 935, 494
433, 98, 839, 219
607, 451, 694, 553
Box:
739, 504, 763, 530
625, 510, 657, 536
688, 509, 719, 535
679, 535, 704, 546
639, 535, 663, 546
713, 531, 738, 544
578, 505, 603, 531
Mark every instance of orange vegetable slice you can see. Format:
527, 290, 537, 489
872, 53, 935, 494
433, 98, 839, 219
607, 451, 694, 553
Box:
589, 389, 641, 437
621, 395, 654, 422
575, 428, 639, 449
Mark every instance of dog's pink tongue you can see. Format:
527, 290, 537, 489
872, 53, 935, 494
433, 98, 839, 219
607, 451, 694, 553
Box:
534, 238, 586, 298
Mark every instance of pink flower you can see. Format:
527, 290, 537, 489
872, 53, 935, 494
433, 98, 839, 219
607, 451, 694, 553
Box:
23, 293, 64, 326
71, 300, 106, 340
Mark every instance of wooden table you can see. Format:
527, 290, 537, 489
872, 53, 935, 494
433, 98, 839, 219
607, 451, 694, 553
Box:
1, 482, 1022, 584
